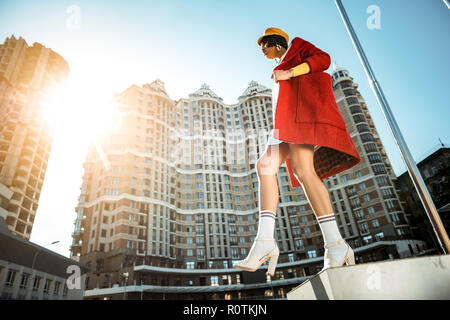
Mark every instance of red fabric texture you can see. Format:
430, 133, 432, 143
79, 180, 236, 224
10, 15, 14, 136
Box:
272, 37, 361, 189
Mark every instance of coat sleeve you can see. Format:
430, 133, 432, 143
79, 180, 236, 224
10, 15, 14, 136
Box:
299, 41, 331, 73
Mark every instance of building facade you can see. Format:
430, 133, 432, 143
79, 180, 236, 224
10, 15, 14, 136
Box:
397, 145, 450, 252
72, 65, 428, 300
0, 35, 70, 240
0, 217, 89, 300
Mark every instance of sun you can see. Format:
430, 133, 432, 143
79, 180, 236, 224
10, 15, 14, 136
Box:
42, 76, 123, 172
44, 80, 122, 138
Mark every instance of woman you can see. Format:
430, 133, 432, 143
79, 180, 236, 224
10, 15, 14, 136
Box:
235, 27, 361, 277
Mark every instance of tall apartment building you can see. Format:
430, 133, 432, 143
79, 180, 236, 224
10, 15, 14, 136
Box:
73, 66, 428, 300
0, 35, 70, 240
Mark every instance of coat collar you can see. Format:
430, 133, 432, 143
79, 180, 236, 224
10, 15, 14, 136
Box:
274, 37, 305, 70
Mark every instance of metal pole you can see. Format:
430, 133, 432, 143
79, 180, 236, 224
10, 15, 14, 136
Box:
443, 0, 450, 10
334, 0, 450, 254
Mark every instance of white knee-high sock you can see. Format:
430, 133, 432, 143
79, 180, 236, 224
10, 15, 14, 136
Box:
317, 213, 343, 245
256, 210, 276, 239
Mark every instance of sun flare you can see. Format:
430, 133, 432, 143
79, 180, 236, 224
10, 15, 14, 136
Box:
43, 79, 122, 144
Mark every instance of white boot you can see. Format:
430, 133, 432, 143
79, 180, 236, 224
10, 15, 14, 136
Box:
321, 239, 355, 271
234, 210, 280, 276
234, 238, 280, 276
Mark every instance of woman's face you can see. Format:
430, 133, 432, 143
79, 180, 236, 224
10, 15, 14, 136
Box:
260, 42, 278, 59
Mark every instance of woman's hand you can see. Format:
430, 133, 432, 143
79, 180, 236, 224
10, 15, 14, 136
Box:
272, 69, 294, 83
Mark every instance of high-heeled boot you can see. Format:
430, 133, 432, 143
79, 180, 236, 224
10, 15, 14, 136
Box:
321, 239, 355, 271
234, 238, 280, 277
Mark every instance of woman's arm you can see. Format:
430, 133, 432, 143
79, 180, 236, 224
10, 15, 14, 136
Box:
298, 40, 331, 73
288, 62, 311, 78
273, 41, 330, 82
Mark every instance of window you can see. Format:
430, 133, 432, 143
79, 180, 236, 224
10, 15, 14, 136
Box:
373, 164, 386, 175
54, 281, 61, 295
44, 279, 52, 294
288, 253, 294, 262
186, 262, 195, 269
353, 114, 366, 124
371, 219, 380, 228
367, 206, 375, 214
357, 124, 370, 133
348, 186, 357, 196
6, 269, 17, 286
307, 250, 317, 258
364, 143, 378, 153
346, 97, 359, 106
359, 222, 369, 234
355, 170, 362, 178
295, 239, 304, 250
355, 209, 364, 220
20, 273, 30, 289
363, 194, 370, 202
386, 200, 395, 209
382, 188, 394, 197
63, 285, 68, 296
360, 133, 374, 143
375, 232, 384, 240
33, 276, 41, 291
210, 276, 219, 286
351, 198, 361, 208
368, 153, 382, 164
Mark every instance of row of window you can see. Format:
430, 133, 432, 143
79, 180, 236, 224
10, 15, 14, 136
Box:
3, 269, 68, 296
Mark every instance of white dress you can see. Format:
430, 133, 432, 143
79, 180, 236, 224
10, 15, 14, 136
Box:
267, 57, 286, 146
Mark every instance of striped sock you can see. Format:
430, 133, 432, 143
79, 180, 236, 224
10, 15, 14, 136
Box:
256, 210, 276, 239
317, 213, 343, 245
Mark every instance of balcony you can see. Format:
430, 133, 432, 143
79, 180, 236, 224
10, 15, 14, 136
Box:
9, 199, 21, 207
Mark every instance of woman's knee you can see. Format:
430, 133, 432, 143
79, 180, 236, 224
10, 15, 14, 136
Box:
292, 165, 316, 183
256, 157, 277, 176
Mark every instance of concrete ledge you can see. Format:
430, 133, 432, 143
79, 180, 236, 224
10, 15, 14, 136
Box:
287, 254, 450, 300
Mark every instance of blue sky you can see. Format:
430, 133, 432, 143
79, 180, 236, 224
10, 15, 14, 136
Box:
1, 0, 449, 257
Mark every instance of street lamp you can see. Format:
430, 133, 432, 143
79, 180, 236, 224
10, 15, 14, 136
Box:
122, 272, 129, 300
31, 240, 60, 269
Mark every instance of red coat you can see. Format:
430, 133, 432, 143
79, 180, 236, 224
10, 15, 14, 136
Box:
272, 37, 361, 188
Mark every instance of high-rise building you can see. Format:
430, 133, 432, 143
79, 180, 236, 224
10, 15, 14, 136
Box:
0, 35, 70, 240
74, 65, 428, 300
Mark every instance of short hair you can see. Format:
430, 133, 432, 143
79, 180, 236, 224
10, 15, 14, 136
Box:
260, 35, 288, 49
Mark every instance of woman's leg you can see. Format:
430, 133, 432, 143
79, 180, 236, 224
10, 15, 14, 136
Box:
288, 143, 352, 270
256, 142, 291, 214
287, 143, 333, 217
234, 142, 289, 274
